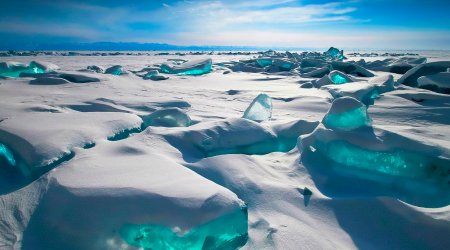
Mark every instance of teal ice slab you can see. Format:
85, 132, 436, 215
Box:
323, 106, 371, 130
120, 207, 248, 250
330, 73, 349, 84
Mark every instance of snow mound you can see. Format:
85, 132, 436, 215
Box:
59, 73, 102, 83
30, 77, 71, 85
417, 72, 450, 94
20, 136, 247, 250
159, 118, 318, 159
0, 112, 142, 193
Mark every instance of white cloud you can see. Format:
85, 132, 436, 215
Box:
163, 29, 450, 49
148, 1, 358, 28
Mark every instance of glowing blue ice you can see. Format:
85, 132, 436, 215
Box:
243, 94, 272, 122
323, 97, 371, 131
324, 106, 371, 130
314, 140, 431, 178
0, 143, 16, 166
105, 65, 123, 75
120, 207, 248, 250
0, 62, 45, 78
330, 73, 349, 84
256, 58, 273, 67
325, 47, 344, 61
160, 59, 212, 76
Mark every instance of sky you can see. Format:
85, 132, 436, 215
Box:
0, 0, 449, 49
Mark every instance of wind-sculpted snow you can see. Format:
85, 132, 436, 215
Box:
0, 112, 142, 193
160, 118, 318, 160
18, 135, 248, 250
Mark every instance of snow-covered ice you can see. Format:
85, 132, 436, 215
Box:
0, 49, 449, 250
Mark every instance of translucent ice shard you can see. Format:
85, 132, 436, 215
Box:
330, 74, 348, 84
160, 59, 212, 75
105, 65, 123, 75
243, 94, 272, 122
325, 47, 344, 60
120, 207, 248, 250
314, 70, 353, 88
322, 97, 371, 131
0, 143, 16, 167
330, 71, 350, 84
142, 108, 192, 128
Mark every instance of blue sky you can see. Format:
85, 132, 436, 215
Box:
1, 0, 449, 49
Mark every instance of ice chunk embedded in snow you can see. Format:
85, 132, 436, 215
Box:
325, 47, 344, 61
87, 65, 105, 73
105, 65, 123, 75
298, 122, 450, 207
322, 97, 371, 131
256, 58, 273, 67
315, 70, 354, 87
0, 61, 46, 78
120, 207, 248, 250
160, 59, 212, 75
243, 93, 272, 122
142, 108, 192, 128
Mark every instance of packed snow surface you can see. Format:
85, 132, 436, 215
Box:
0, 49, 449, 250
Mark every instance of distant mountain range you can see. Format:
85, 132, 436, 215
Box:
0, 42, 310, 51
